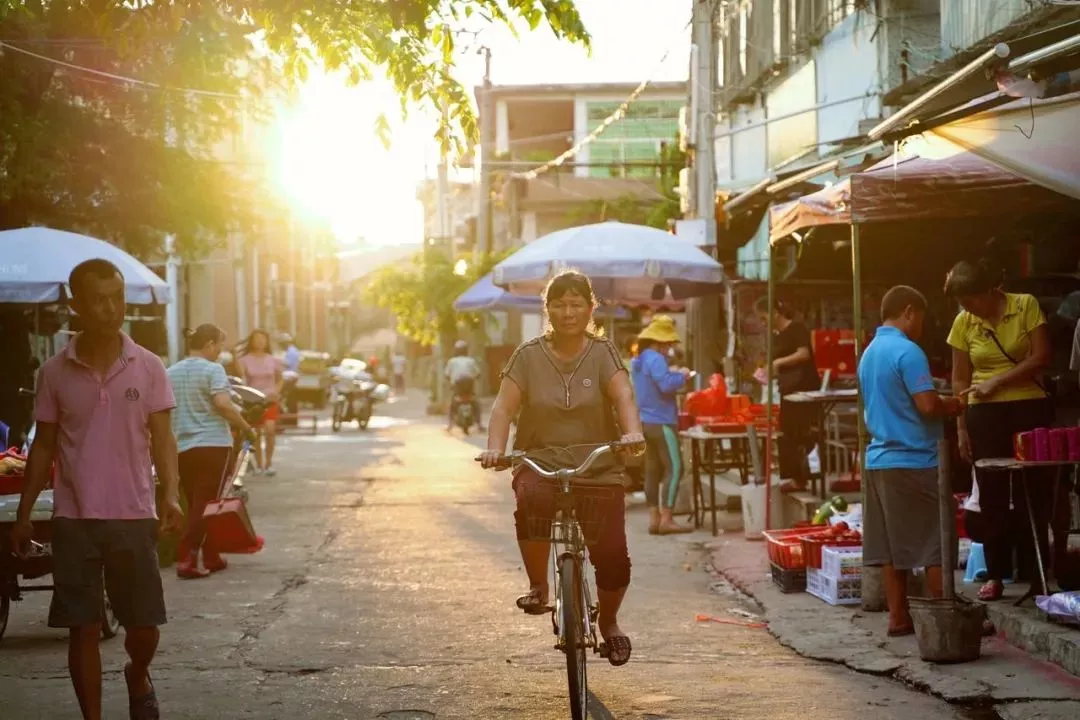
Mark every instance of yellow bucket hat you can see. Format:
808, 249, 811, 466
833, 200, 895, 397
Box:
638, 315, 680, 344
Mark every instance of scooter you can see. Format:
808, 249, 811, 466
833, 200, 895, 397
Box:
331, 377, 375, 432
450, 381, 477, 435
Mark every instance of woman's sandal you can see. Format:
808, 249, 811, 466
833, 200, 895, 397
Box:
515, 587, 553, 615
599, 634, 632, 667
977, 581, 1004, 602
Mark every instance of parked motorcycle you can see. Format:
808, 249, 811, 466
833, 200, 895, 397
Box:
226, 378, 271, 499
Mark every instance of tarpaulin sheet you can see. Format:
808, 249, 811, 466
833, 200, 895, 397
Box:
930, 91, 1080, 203
769, 148, 1075, 243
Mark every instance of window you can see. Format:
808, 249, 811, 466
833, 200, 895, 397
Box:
584, 99, 681, 178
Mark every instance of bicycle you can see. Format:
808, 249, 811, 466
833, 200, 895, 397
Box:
480, 442, 625, 720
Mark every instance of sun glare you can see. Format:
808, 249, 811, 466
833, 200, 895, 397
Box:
270, 74, 428, 247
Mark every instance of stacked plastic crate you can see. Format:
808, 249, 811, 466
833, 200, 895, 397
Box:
807, 546, 862, 605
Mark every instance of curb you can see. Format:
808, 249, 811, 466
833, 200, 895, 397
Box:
706, 546, 1080, 707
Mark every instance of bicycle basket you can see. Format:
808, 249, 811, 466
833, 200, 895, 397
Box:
517, 479, 618, 546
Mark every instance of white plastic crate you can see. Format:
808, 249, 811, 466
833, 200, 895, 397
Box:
821, 546, 862, 580
0, 489, 53, 523
807, 567, 862, 606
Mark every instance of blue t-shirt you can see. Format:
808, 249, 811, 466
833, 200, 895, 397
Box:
630, 348, 686, 425
857, 325, 939, 470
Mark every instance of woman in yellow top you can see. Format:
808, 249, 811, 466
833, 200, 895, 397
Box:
946, 260, 1052, 602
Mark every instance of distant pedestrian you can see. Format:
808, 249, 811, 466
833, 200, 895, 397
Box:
282, 335, 301, 373
768, 298, 820, 493
168, 324, 255, 579
630, 316, 692, 535
11, 258, 183, 720
858, 285, 964, 636
238, 329, 283, 476
392, 351, 407, 393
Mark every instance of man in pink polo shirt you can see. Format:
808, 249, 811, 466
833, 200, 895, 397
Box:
12, 258, 184, 720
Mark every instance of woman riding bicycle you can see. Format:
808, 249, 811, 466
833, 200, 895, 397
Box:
479, 270, 645, 667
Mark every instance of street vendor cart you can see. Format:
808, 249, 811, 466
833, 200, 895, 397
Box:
0, 488, 121, 644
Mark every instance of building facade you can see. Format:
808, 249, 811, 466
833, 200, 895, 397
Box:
712, 0, 1074, 280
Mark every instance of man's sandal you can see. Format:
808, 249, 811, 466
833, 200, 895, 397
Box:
515, 588, 553, 615
124, 663, 160, 720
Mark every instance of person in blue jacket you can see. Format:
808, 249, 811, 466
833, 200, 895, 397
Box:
631, 316, 693, 535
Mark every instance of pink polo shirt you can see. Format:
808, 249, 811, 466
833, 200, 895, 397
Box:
34, 333, 176, 520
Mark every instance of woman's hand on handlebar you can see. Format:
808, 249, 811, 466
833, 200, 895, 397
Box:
617, 432, 646, 458
477, 449, 509, 470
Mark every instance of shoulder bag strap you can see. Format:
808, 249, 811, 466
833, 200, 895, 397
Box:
985, 329, 1048, 396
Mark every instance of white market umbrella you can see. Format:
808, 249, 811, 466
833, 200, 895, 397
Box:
0, 227, 171, 304
492, 221, 724, 304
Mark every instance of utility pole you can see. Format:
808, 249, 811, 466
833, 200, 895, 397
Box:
474, 45, 495, 392
689, 0, 718, 381
432, 97, 452, 410
164, 234, 180, 365
232, 234, 249, 341
476, 46, 494, 258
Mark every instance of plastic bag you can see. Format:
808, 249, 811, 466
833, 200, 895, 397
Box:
1035, 592, 1080, 625
807, 446, 821, 475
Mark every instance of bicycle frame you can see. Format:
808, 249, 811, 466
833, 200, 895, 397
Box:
549, 475, 599, 654
510, 444, 617, 655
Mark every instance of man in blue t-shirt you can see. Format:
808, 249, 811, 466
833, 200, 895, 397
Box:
857, 285, 964, 637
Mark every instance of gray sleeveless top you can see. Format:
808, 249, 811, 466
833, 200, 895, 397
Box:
501, 335, 627, 482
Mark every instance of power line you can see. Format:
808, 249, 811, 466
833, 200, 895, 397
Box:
508, 18, 691, 181
0, 41, 245, 100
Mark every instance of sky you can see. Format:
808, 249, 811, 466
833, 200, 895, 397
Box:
268, 0, 692, 249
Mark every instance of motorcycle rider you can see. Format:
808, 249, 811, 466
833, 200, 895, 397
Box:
445, 340, 484, 432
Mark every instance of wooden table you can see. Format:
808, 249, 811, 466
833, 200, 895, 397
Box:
973, 457, 1078, 606
782, 389, 859, 498
679, 426, 781, 536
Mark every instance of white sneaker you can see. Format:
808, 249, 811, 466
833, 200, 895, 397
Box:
264, 467, 277, 477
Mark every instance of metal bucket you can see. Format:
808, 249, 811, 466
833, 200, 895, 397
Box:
909, 596, 987, 664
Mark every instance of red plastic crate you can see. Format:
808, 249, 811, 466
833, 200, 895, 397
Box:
763, 527, 832, 570
0, 474, 24, 496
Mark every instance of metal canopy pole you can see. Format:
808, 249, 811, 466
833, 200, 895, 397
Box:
764, 239, 775, 532
852, 222, 883, 610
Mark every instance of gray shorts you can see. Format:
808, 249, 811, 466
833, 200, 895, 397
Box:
863, 468, 943, 571
48, 518, 167, 629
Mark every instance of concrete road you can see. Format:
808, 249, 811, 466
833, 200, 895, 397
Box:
1, 399, 989, 719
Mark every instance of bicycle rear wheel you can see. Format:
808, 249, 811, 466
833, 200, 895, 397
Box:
559, 554, 588, 720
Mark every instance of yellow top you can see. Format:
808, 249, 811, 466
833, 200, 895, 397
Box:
946, 292, 1047, 404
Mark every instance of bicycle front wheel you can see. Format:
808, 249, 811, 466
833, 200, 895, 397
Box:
559, 554, 588, 720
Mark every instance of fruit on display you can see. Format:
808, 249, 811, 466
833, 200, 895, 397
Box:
812, 496, 849, 525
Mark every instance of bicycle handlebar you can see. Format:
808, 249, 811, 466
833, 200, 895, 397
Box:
477, 442, 631, 478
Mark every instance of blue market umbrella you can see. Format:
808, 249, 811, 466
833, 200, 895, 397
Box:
493, 221, 724, 303
453, 273, 544, 312
453, 272, 631, 317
